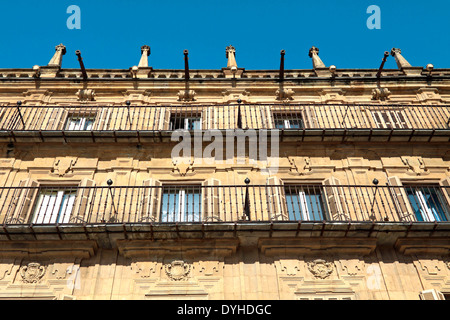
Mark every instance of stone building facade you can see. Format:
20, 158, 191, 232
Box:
0, 44, 448, 300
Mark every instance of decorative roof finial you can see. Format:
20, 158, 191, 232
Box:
47, 44, 66, 67
223, 45, 243, 78
390, 48, 412, 69
308, 46, 326, 69
138, 45, 151, 68
390, 48, 423, 76
226, 45, 238, 69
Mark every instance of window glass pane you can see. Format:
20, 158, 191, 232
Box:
285, 186, 326, 221
161, 188, 179, 222
187, 118, 201, 130
58, 191, 76, 223
170, 116, 201, 130
289, 119, 303, 129
184, 188, 201, 221
65, 117, 95, 130
406, 188, 424, 221
160, 186, 201, 222
84, 118, 95, 130
273, 115, 303, 129
274, 120, 285, 129
286, 192, 301, 220
406, 186, 448, 222
33, 189, 75, 224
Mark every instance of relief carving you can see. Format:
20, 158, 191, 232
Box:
276, 88, 294, 101
177, 90, 196, 102
165, 260, 191, 281
50, 262, 80, 280
131, 260, 159, 278
172, 157, 194, 176
52, 157, 78, 177
197, 261, 221, 276
418, 259, 443, 276
307, 259, 334, 279
20, 262, 46, 284
288, 156, 311, 175
372, 88, 391, 101
0, 259, 17, 281
338, 259, 365, 276
275, 259, 302, 276
401, 156, 429, 176
77, 89, 96, 101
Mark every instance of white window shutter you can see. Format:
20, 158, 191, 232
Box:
304, 105, 318, 129
387, 176, 415, 222
322, 177, 349, 221
57, 109, 69, 130
158, 108, 171, 130
266, 177, 288, 221
420, 289, 445, 300
439, 178, 450, 213
71, 178, 96, 223
202, 107, 214, 130
93, 108, 111, 131
46, 108, 64, 130
140, 179, 162, 222
264, 106, 274, 129
10, 179, 39, 224
202, 178, 222, 222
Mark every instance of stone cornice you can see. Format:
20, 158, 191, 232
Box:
1, 68, 450, 82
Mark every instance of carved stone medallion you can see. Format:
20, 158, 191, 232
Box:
165, 260, 190, 281
20, 262, 46, 283
307, 259, 334, 279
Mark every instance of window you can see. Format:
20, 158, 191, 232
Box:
284, 185, 328, 221
273, 114, 304, 129
32, 188, 76, 224
371, 110, 408, 129
160, 186, 201, 222
169, 115, 202, 130
64, 115, 95, 130
405, 186, 449, 222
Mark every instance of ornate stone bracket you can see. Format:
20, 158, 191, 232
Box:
172, 157, 194, 176
52, 156, 78, 177
77, 89, 96, 101
372, 88, 391, 101
276, 88, 294, 101
177, 90, 196, 102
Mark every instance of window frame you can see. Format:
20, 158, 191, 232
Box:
169, 113, 202, 130
64, 114, 96, 131
31, 187, 77, 224
160, 184, 202, 222
283, 184, 329, 221
272, 112, 305, 129
404, 184, 449, 222
370, 109, 409, 129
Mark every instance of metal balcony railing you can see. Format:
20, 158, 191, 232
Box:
1, 183, 449, 225
1, 104, 449, 132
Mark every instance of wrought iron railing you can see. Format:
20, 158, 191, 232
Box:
1, 104, 449, 132
1, 183, 449, 225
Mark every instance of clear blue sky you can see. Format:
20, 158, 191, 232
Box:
0, 0, 448, 70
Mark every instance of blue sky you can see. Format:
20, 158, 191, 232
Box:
0, 0, 448, 70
